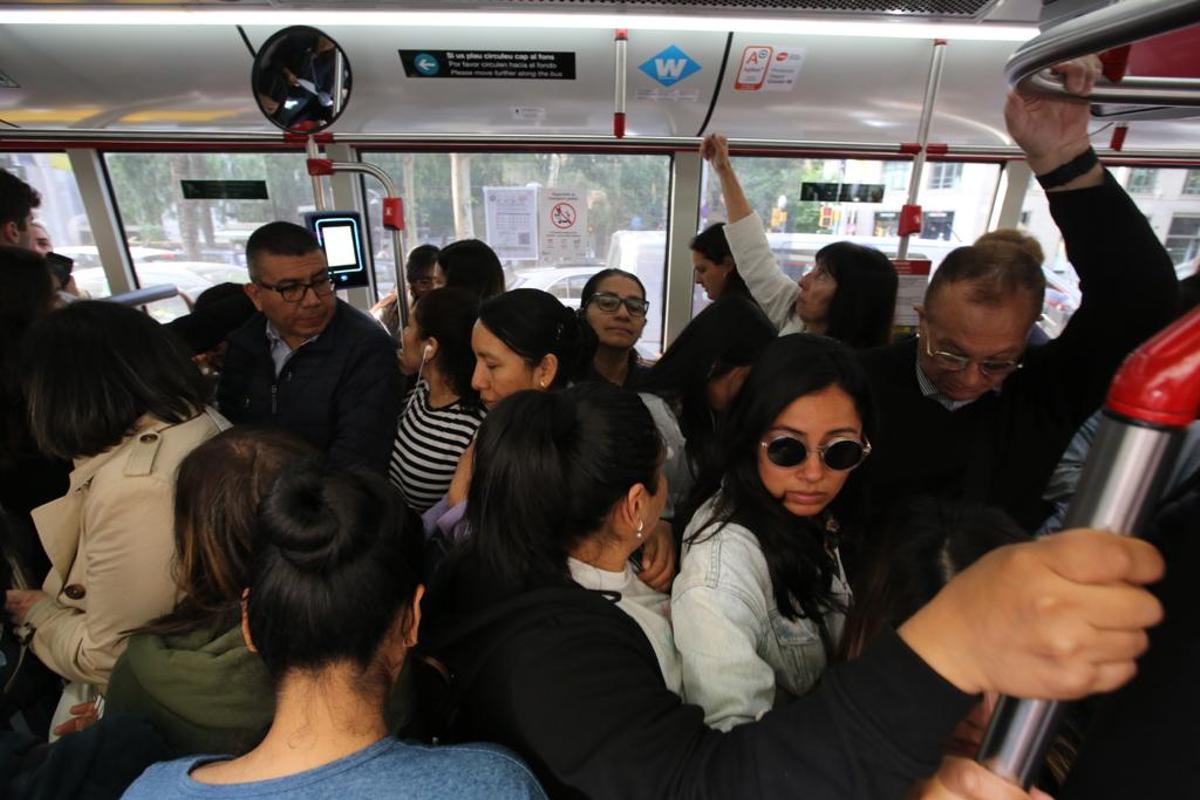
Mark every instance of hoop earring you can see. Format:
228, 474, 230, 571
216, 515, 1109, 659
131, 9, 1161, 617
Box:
636, 520, 644, 540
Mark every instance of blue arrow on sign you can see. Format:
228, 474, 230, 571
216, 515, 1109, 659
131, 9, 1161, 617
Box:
414, 53, 441, 76
638, 45, 701, 88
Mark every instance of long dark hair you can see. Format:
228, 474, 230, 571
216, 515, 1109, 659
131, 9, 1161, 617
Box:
477, 288, 595, 389
248, 463, 423, 684
0, 247, 54, 456
139, 428, 316, 638
639, 295, 775, 475
455, 384, 660, 600
413, 287, 481, 404
688, 334, 877, 638
437, 239, 505, 300
690, 223, 748, 298
22, 301, 208, 460
815, 242, 898, 349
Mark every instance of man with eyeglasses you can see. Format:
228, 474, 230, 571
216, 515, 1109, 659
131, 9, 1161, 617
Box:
217, 221, 400, 473
857, 58, 1179, 537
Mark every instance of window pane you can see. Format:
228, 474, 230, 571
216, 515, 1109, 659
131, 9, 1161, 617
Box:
1021, 166, 1200, 337
1183, 170, 1200, 196
0, 152, 112, 298
698, 157, 1000, 316
362, 152, 671, 357
1126, 168, 1159, 195
104, 152, 314, 322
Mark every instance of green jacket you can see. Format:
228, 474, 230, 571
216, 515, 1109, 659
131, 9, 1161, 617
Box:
105, 625, 273, 757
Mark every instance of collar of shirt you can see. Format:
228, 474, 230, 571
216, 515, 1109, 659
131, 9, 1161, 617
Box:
265, 321, 320, 377
914, 357, 981, 412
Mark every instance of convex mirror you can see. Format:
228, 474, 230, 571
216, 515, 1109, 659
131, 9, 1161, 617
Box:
252, 26, 351, 133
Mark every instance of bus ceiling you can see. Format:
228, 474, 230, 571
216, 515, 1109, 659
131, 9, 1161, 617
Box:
0, 0, 1197, 154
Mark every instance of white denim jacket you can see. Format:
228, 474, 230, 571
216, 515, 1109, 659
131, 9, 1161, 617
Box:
671, 493, 850, 731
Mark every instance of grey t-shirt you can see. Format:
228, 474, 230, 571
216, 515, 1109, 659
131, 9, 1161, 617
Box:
121, 737, 546, 799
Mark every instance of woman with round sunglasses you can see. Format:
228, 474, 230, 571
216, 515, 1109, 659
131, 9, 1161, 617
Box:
579, 269, 650, 388
671, 334, 873, 730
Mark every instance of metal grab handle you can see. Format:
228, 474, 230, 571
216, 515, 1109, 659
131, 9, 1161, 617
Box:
977, 306, 1200, 787
1006, 0, 1200, 106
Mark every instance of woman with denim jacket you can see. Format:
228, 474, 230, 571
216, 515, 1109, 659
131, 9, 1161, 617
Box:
672, 334, 872, 730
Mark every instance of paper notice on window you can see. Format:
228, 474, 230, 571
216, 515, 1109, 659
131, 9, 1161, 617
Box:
484, 187, 539, 261
539, 188, 589, 263
891, 259, 931, 329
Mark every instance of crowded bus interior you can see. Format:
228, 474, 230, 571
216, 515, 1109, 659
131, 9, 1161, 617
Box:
2, 0, 1200, 797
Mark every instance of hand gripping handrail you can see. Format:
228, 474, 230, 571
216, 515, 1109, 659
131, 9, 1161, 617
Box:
1007, 0, 1200, 107
977, 306, 1200, 787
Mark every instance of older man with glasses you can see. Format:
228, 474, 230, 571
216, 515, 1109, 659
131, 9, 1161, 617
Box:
856, 58, 1179, 541
217, 221, 400, 473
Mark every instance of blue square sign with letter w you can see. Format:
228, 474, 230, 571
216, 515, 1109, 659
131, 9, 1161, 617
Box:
639, 45, 701, 87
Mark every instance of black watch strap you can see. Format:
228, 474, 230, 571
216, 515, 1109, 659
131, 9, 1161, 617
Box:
1035, 147, 1099, 189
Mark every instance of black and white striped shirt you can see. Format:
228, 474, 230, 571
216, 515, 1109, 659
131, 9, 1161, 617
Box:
389, 381, 486, 514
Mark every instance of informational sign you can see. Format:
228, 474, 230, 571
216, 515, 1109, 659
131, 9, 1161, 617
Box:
800, 182, 886, 203
638, 45, 702, 88
763, 48, 805, 92
891, 258, 932, 329
735, 45, 806, 92
484, 187, 539, 261
539, 188, 589, 262
635, 88, 701, 103
400, 50, 576, 80
735, 46, 772, 91
180, 180, 268, 200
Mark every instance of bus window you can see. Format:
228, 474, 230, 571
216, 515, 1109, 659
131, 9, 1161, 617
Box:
103, 152, 312, 322
363, 151, 671, 357
1022, 166, 1200, 337
0, 152, 112, 298
696, 156, 1000, 317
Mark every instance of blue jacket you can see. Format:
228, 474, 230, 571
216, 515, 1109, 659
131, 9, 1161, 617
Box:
217, 300, 401, 473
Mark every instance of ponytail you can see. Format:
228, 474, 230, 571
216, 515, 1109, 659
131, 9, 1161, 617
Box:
478, 289, 596, 388
461, 383, 661, 598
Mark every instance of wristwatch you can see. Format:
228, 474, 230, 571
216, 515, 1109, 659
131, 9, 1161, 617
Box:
1035, 147, 1099, 189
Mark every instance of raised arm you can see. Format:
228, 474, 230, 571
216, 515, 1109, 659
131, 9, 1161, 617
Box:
1008, 58, 1179, 423
701, 134, 799, 330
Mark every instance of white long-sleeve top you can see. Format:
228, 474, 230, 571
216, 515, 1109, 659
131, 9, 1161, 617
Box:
722, 212, 806, 335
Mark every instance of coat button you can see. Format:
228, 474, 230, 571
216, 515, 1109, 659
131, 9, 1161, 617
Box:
64, 584, 86, 600
139, 433, 158, 444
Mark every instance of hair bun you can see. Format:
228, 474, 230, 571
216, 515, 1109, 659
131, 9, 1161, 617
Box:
258, 466, 379, 574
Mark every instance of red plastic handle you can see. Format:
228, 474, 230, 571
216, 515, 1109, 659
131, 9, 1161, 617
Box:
898, 204, 923, 237
614, 112, 626, 139
1107, 307, 1200, 428
306, 158, 334, 177
382, 197, 405, 231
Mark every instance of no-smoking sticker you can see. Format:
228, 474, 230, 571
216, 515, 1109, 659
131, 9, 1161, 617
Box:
550, 202, 577, 229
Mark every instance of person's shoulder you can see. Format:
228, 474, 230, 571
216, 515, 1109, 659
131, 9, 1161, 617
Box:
388, 740, 546, 797
122, 755, 217, 799
334, 300, 394, 344
225, 310, 268, 348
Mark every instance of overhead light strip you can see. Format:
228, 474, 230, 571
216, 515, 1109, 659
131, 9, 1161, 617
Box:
2, 9, 1037, 41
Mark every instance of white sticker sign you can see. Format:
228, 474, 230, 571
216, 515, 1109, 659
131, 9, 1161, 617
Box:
539, 188, 589, 262
763, 48, 806, 92
484, 187, 539, 261
735, 45, 806, 92
734, 46, 773, 91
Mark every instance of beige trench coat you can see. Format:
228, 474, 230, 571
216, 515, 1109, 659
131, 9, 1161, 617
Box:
22, 408, 227, 691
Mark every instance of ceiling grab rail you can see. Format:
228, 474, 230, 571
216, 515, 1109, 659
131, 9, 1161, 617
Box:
1007, 0, 1200, 106
895, 39, 947, 261
977, 305, 1200, 788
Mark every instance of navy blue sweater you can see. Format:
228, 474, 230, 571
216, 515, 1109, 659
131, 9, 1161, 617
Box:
217, 300, 401, 473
